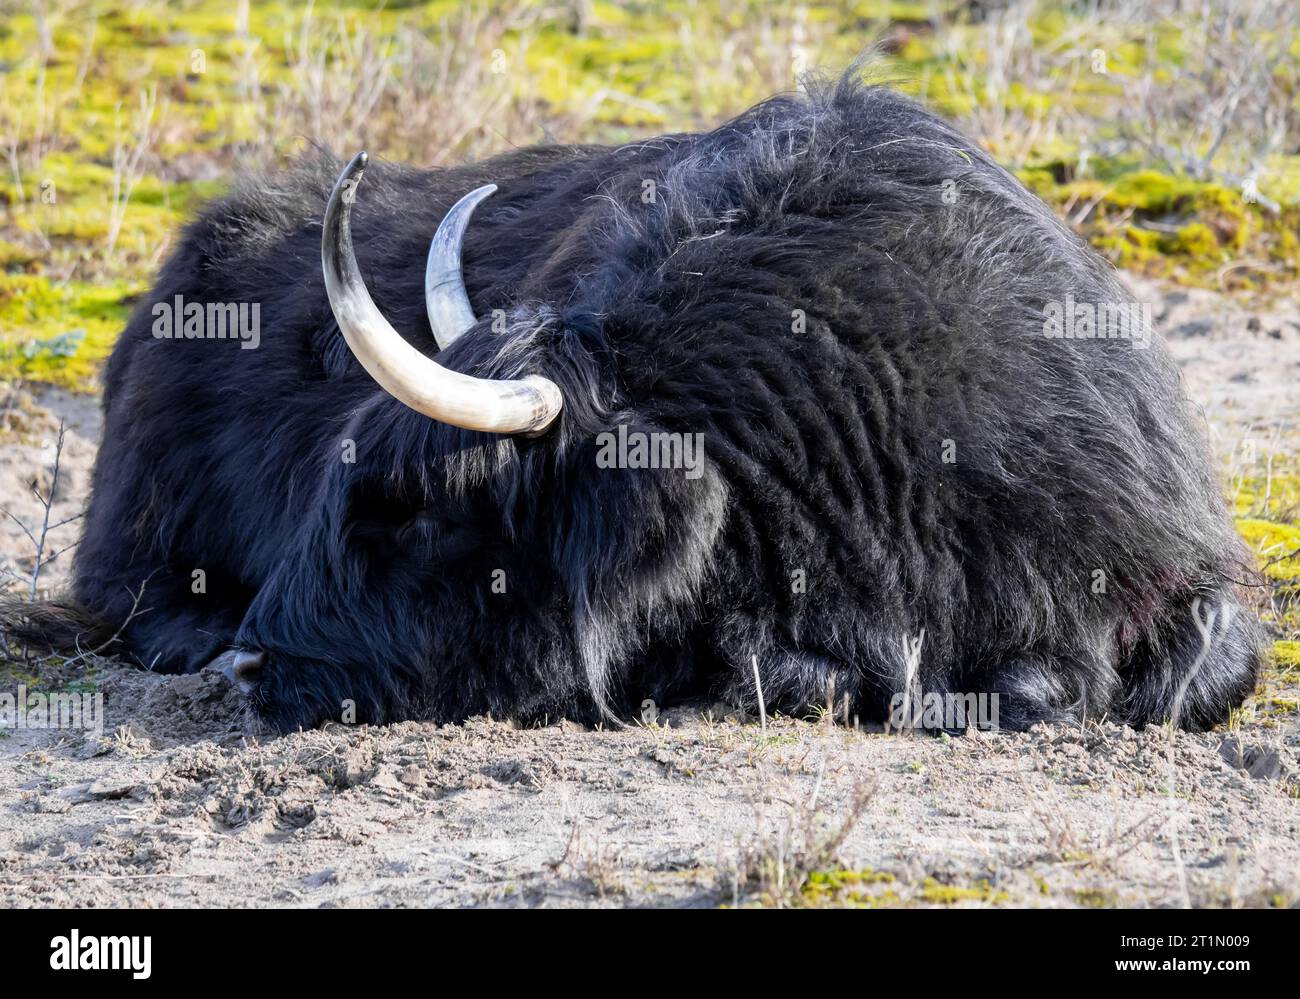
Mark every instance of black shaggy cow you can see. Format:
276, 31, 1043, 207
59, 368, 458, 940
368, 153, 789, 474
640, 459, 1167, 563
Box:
56, 72, 1258, 733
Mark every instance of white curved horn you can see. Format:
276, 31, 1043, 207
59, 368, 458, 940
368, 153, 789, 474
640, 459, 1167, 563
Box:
321, 153, 561, 436
425, 183, 496, 350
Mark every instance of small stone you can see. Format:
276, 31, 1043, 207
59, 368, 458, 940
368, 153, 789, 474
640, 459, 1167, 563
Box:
1172, 318, 1214, 337
397, 765, 426, 788
87, 778, 137, 799
304, 869, 338, 888
1246, 750, 1286, 782
1219, 737, 1290, 781
368, 766, 404, 792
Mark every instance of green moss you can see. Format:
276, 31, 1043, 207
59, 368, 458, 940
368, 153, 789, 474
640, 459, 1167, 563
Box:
1274, 641, 1300, 673
1093, 224, 1166, 269
807, 868, 895, 888
1237, 519, 1300, 581
920, 877, 1008, 906
0, 240, 40, 271
1074, 887, 1119, 908
1030, 165, 1292, 286
1272, 226, 1300, 264
1108, 169, 1200, 212
1194, 187, 1251, 252
1233, 473, 1300, 520
1172, 222, 1220, 257
801, 869, 900, 908
0, 274, 135, 389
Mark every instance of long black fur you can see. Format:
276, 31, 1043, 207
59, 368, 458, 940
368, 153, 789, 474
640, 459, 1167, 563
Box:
60, 72, 1259, 732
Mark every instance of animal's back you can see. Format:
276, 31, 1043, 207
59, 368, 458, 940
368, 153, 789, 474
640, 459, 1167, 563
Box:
547, 77, 1258, 725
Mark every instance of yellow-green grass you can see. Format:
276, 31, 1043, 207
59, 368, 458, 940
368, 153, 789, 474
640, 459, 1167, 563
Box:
798, 870, 1010, 907
800, 868, 900, 908
1275, 641, 1300, 680
1238, 519, 1300, 581
1228, 460, 1300, 723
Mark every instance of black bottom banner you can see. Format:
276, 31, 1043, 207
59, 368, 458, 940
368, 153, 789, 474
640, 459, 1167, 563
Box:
0, 906, 1283, 985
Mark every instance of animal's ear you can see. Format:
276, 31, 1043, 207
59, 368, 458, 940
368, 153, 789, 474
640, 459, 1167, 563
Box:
549, 423, 727, 715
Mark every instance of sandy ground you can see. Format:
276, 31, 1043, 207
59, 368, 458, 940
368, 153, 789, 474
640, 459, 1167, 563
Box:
1, 275, 1298, 908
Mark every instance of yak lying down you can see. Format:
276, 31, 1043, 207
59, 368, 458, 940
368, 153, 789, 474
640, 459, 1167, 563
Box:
52, 73, 1257, 733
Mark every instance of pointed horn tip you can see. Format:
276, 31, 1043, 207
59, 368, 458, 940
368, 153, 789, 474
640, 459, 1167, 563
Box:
454, 183, 498, 209
338, 151, 369, 185
326, 153, 371, 224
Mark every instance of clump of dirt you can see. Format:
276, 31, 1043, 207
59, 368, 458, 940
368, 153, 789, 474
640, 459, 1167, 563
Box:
97, 664, 258, 748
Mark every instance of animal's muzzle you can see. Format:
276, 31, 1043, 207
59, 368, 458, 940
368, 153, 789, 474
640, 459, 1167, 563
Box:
221, 649, 266, 695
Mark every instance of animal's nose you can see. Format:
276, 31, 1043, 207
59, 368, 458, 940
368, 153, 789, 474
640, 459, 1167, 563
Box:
222, 649, 266, 694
